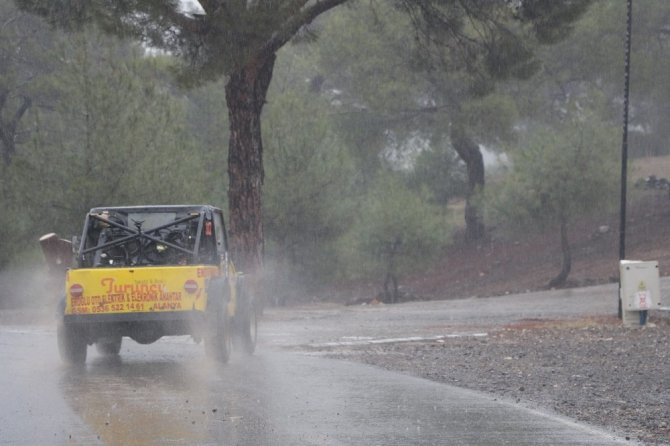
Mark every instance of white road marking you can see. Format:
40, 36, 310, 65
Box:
307, 332, 488, 348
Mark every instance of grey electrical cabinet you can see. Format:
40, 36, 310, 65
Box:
620, 260, 660, 326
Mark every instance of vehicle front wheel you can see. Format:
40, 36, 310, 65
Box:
57, 323, 87, 365
205, 303, 232, 363
235, 292, 258, 355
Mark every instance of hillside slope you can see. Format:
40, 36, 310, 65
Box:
405, 184, 670, 301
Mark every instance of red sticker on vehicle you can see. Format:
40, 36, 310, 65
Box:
70, 283, 84, 298
184, 280, 198, 294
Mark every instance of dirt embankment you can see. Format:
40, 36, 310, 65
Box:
402, 186, 670, 303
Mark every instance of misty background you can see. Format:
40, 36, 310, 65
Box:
1, 1, 669, 308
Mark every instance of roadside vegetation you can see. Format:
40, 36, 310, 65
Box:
2, 1, 670, 307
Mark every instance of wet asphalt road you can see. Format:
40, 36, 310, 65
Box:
0, 282, 653, 446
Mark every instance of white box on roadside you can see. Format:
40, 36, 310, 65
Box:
620, 260, 660, 311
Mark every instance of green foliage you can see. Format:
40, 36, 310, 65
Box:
0, 25, 212, 269
516, 0, 593, 44
263, 38, 453, 286
5, 0, 651, 297
625, 1, 670, 156
408, 142, 467, 206
397, 0, 591, 95
316, 2, 429, 174
319, 3, 424, 113
515, 1, 670, 158
487, 112, 619, 233
183, 78, 230, 206
27, 31, 204, 208
262, 46, 356, 281
15, 0, 349, 84
339, 172, 449, 280
460, 94, 520, 146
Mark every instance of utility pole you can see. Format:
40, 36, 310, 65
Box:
618, 0, 633, 319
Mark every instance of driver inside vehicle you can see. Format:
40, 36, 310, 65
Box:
92, 214, 134, 267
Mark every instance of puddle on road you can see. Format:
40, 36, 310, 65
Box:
57, 348, 273, 446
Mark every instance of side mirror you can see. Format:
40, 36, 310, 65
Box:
39, 233, 74, 272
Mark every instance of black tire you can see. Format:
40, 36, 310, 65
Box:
205, 302, 232, 363
57, 323, 87, 365
235, 290, 258, 354
95, 337, 122, 356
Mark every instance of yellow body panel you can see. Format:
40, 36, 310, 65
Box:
64, 266, 220, 316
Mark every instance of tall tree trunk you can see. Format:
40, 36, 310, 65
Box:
451, 127, 485, 242
0, 90, 32, 167
224, 53, 276, 273
548, 217, 572, 288
382, 238, 401, 304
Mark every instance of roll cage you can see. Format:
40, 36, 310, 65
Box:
76, 205, 227, 268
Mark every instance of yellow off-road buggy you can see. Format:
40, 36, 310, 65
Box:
48, 205, 257, 365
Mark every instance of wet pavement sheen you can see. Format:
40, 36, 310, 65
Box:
0, 285, 643, 445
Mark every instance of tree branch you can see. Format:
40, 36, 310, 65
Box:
198, 0, 221, 15
263, 0, 348, 56
11, 96, 32, 131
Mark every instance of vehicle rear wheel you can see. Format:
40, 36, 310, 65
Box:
205, 303, 232, 363
236, 291, 258, 354
57, 323, 87, 365
95, 337, 122, 356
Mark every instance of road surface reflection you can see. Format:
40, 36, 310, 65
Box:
58, 342, 274, 446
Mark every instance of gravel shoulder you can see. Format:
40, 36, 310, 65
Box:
320, 312, 670, 446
